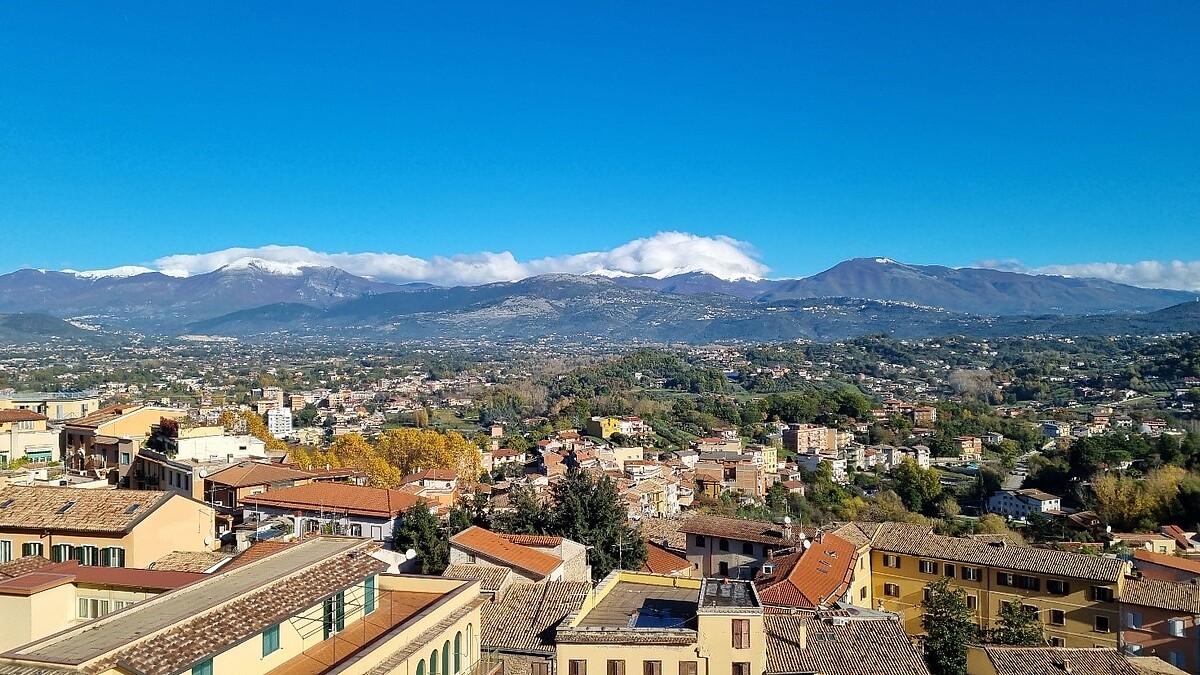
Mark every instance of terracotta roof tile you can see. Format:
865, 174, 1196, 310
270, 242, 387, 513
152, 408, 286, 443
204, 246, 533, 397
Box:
450, 526, 562, 579
757, 533, 857, 609
243, 482, 419, 518
765, 615, 928, 675
442, 563, 512, 592
480, 581, 591, 654
204, 462, 314, 488
496, 533, 563, 548
0, 485, 175, 534
641, 541, 692, 575
1122, 577, 1200, 613
150, 551, 232, 573
221, 540, 298, 571
0, 410, 47, 423
1134, 549, 1200, 575
0, 555, 55, 580
980, 647, 1137, 675
680, 514, 813, 546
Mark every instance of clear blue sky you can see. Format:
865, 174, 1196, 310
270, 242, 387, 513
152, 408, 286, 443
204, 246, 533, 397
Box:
1, 2, 1197, 278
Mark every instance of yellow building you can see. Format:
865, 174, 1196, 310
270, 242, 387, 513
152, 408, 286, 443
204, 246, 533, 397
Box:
859, 524, 1128, 649
555, 573, 765, 675
60, 404, 188, 483
0, 391, 101, 422
0, 409, 58, 465
0, 536, 491, 675
0, 485, 215, 568
586, 416, 622, 439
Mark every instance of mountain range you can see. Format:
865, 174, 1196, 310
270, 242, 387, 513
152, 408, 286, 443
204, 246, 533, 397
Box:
1, 257, 1197, 343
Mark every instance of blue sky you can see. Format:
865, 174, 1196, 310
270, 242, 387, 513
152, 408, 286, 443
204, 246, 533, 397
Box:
1, 2, 1198, 286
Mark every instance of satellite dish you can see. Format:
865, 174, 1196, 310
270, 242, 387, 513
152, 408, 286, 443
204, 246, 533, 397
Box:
405, 548, 417, 561
783, 516, 792, 526
204, 537, 213, 546
198, 469, 208, 478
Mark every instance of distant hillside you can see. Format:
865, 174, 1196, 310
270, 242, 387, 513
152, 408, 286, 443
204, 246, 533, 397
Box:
0, 313, 107, 344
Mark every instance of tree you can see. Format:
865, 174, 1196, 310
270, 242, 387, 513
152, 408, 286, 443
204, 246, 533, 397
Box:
991, 601, 1045, 646
295, 404, 319, 427
493, 484, 550, 534
892, 458, 943, 514
921, 577, 976, 675
547, 470, 647, 581
392, 503, 448, 575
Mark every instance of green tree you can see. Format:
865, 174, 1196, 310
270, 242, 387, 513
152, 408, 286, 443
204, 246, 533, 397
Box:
493, 484, 550, 534
393, 503, 448, 575
547, 470, 647, 581
892, 457, 943, 514
991, 601, 1045, 646
921, 577, 976, 675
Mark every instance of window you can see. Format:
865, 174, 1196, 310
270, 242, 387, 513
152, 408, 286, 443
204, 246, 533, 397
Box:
1095, 615, 1110, 633
859, 586, 867, 600
0, 540, 9, 563
455, 632, 462, 673
997, 573, 1013, 587
923, 587, 933, 602
1090, 586, 1114, 602
732, 663, 750, 675
1016, 575, 1040, 591
75, 545, 100, 566
418, 661, 426, 675
1168, 618, 1186, 637
78, 597, 111, 619
719, 538, 729, 552
532, 664, 550, 675
100, 547, 125, 567
943, 564, 956, 579
962, 567, 981, 582
607, 661, 625, 675
349, 524, 363, 537
1050, 610, 1065, 626
732, 619, 750, 648
431, 650, 440, 675
120, 452, 131, 465
695, 535, 706, 547
966, 595, 978, 610
919, 560, 938, 575
262, 624, 280, 657
718, 561, 729, 576
192, 660, 213, 675
51, 543, 75, 562
883, 554, 900, 568
884, 583, 900, 597
1050, 637, 1065, 648
1022, 605, 1038, 619
569, 660, 587, 675
679, 662, 697, 675
644, 662, 661, 675
742, 542, 754, 555
1125, 612, 1143, 629
1047, 580, 1070, 595
443, 640, 450, 675
21, 542, 43, 557
364, 576, 376, 614
1168, 652, 1186, 669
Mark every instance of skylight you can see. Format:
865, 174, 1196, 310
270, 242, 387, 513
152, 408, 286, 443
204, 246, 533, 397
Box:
57, 501, 75, 514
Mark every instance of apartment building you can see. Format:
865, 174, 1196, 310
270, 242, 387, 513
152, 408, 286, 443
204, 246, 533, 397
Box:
0, 390, 100, 422
0, 409, 57, 465
680, 514, 806, 579
0, 537, 490, 675
782, 424, 844, 453
243, 482, 419, 543
1120, 576, 1200, 673
987, 489, 1062, 519
60, 404, 188, 482
868, 525, 1128, 649
0, 485, 215, 568
449, 526, 590, 583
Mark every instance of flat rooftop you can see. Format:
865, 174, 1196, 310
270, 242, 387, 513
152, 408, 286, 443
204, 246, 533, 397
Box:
6, 538, 369, 666
700, 578, 759, 609
578, 581, 699, 630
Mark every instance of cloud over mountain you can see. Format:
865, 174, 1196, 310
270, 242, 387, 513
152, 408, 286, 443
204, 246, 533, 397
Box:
149, 231, 769, 285
975, 259, 1200, 292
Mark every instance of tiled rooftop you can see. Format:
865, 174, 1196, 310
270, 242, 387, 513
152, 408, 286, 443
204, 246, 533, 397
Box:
765, 615, 929, 675
441, 563, 513, 593
679, 514, 809, 546
205, 461, 314, 488
4, 537, 385, 675
450, 527, 562, 579
243, 482, 419, 518
756, 533, 857, 609
641, 542, 691, 575
0, 485, 174, 533
979, 647, 1137, 675
0, 410, 47, 423
1122, 576, 1200, 613
150, 550, 232, 573
481, 581, 592, 654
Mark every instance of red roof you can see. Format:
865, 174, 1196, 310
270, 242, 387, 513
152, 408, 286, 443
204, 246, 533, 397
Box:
243, 483, 419, 518
497, 533, 563, 548
450, 526, 562, 579
641, 541, 691, 575
0, 561, 204, 596
0, 409, 48, 423
1135, 549, 1200, 575
756, 533, 858, 609
400, 469, 458, 484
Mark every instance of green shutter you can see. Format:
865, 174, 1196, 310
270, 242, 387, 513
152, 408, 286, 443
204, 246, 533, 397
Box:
364, 576, 376, 614
262, 624, 280, 656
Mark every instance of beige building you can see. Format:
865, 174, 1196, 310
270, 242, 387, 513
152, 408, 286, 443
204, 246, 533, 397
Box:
555, 574, 766, 675
60, 404, 188, 483
449, 526, 590, 583
0, 485, 215, 568
0, 409, 58, 465
0, 556, 204, 652
0, 536, 493, 675
0, 390, 100, 422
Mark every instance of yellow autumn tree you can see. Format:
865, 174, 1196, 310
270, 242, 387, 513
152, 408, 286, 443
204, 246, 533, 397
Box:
1091, 466, 1187, 531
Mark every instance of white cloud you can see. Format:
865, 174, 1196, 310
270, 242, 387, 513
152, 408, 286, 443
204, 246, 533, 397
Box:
975, 258, 1200, 292
146, 232, 769, 285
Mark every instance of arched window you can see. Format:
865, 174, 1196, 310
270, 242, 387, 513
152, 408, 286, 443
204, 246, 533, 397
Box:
442, 640, 450, 675
417, 660, 425, 675
430, 650, 439, 675
466, 624, 473, 666
454, 632, 462, 673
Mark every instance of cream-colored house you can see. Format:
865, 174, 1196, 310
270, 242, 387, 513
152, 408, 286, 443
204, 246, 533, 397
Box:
0, 485, 215, 568
0, 537, 491, 675
60, 404, 188, 483
0, 410, 58, 465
